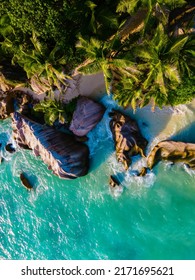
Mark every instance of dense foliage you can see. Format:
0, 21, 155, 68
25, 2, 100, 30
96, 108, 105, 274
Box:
76, 0, 195, 109
33, 97, 78, 126
0, 0, 194, 112
0, 0, 120, 63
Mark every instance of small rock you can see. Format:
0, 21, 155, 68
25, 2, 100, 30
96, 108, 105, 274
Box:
5, 143, 16, 153
20, 173, 33, 190
109, 175, 120, 188
137, 167, 147, 176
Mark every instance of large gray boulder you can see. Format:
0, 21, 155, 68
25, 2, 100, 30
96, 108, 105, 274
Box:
12, 112, 89, 179
69, 96, 105, 136
147, 141, 195, 169
109, 109, 148, 170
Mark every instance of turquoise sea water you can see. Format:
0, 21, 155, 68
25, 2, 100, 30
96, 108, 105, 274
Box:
0, 96, 195, 260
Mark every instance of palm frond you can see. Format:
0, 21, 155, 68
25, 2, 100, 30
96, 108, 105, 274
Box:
78, 60, 102, 75
31, 31, 43, 55
135, 47, 153, 61
116, 0, 140, 14
164, 64, 181, 85
118, 67, 140, 83
168, 36, 189, 55
163, 0, 187, 9
111, 58, 135, 68
156, 69, 167, 95
143, 67, 156, 90
152, 23, 168, 52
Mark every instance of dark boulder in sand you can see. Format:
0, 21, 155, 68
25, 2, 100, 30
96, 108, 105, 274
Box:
147, 141, 195, 169
69, 96, 105, 136
109, 109, 148, 170
12, 112, 89, 179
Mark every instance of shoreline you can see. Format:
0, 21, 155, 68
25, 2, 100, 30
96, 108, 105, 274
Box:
13, 72, 106, 102
12, 71, 195, 150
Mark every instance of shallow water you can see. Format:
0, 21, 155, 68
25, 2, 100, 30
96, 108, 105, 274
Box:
0, 96, 195, 260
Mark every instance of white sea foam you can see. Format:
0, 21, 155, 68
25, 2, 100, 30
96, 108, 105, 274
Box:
184, 164, 195, 178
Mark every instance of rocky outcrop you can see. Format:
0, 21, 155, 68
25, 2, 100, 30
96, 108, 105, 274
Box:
109, 110, 148, 170
147, 141, 195, 169
0, 90, 36, 119
12, 112, 89, 179
69, 96, 105, 136
0, 90, 14, 119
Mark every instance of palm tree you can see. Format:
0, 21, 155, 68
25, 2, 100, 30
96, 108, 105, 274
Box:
1, 31, 69, 94
127, 24, 194, 107
76, 1, 194, 109
76, 36, 112, 92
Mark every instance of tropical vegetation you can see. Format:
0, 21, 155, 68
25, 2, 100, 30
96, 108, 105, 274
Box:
33, 97, 77, 126
0, 0, 194, 119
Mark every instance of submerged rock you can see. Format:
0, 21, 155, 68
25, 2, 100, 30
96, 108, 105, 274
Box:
20, 173, 33, 190
147, 141, 195, 169
5, 143, 16, 153
12, 112, 89, 179
137, 167, 147, 176
109, 109, 148, 170
109, 175, 120, 188
69, 96, 105, 136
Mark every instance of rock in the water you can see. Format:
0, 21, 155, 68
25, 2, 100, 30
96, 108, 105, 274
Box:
12, 112, 89, 179
20, 173, 33, 190
109, 109, 148, 170
109, 175, 120, 188
137, 167, 147, 176
69, 96, 105, 136
5, 143, 16, 153
147, 141, 195, 169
